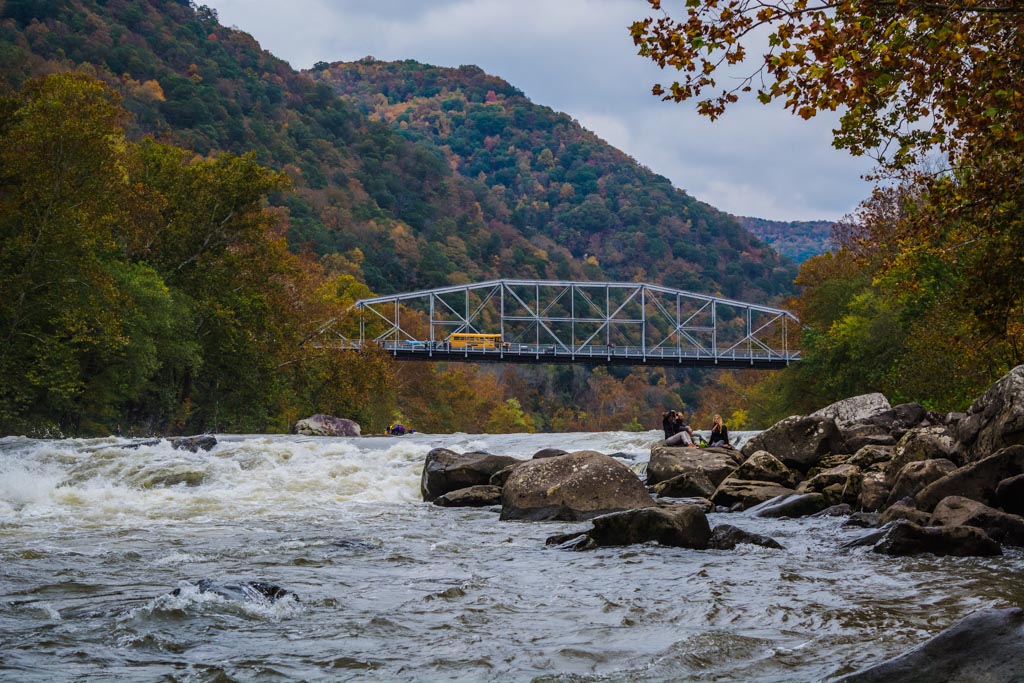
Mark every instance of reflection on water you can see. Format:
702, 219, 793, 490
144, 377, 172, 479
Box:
0, 432, 1021, 682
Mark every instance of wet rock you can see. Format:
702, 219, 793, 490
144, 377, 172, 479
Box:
647, 446, 742, 488
421, 448, 523, 502
813, 504, 853, 517
545, 505, 711, 550
533, 448, 568, 459
749, 493, 829, 519
995, 474, 1024, 515
173, 579, 296, 603
710, 479, 797, 511
741, 415, 845, 472
915, 445, 1024, 512
433, 485, 503, 508
588, 505, 711, 548
931, 496, 1024, 546
170, 434, 217, 453
857, 471, 890, 512
546, 531, 598, 551
835, 607, 1024, 683
732, 450, 798, 488
844, 512, 881, 528
708, 524, 784, 550
500, 451, 655, 522
885, 459, 957, 507
811, 393, 892, 429
884, 426, 961, 486
879, 500, 931, 527
657, 497, 715, 513
292, 414, 360, 437
122, 438, 162, 450
956, 365, 1024, 463
650, 470, 717, 499
871, 520, 1001, 557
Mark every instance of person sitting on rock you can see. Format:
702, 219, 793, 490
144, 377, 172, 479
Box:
662, 424, 697, 448
708, 414, 732, 449
661, 409, 682, 440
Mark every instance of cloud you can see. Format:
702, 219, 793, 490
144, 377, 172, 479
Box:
207, 0, 874, 221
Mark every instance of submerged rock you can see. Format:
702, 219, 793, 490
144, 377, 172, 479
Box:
500, 450, 654, 521
836, 607, 1024, 683
708, 524, 783, 550
170, 434, 217, 453
172, 579, 296, 603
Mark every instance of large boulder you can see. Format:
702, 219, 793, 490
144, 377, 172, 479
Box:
421, 449, 523, 502
931, 496, 1024, 546
546, 505, 711, 550
711, 479, 797, 510
871, 520, 1002, 557
915, 445, 1024, 512
884, 426, 961, 486
740, 415, 845, 471
848, 444, 895, 470
647, 446, 741, 487
293, 414, 361, 437
841, 425, 897, 454
433, 485, 503, 508
500, 451, 654, 521
835, 607, 1024, 683
957, 365, 1024, 463
885, 458, 958, 507
811, 393, 892, 428
732, 450, 798, 488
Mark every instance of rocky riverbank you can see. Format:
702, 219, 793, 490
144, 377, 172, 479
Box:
421, 364, 1024, 681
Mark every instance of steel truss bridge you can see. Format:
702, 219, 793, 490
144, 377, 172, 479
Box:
315, 279, 800, 369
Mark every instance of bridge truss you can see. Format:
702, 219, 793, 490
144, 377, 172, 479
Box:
315, 279, 800, 368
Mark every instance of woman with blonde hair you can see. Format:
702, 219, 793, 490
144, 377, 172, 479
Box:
708, 414, 732, 449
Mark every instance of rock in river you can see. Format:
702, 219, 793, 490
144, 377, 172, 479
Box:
421, 449, 522, 502
293, 414, 360, 437
546, 504, 711, 550
836, 607, 1024, 683
501, 450, 654, 521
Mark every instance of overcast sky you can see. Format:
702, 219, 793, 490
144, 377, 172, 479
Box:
206, 0, 875, 222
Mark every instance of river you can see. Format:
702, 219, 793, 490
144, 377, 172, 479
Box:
1, 432, 1021, 682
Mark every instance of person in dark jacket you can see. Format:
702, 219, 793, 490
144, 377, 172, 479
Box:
708, 414, 732, 449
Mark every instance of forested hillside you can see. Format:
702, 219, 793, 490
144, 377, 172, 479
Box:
0, 0, 798, 435
315, 59, 796, 301
734, 216, 834, 263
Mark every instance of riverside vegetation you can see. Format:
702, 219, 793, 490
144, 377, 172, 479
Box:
1, 0, 1022, 437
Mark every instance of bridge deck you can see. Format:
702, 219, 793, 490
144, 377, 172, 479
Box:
330, 341, 798, 368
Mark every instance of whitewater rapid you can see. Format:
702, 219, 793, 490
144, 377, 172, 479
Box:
1, 432, 1021, 682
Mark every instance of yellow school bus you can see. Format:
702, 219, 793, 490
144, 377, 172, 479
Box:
448, 333, 503, 349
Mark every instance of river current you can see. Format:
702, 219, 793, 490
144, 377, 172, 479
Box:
1, 431, 1021, 682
